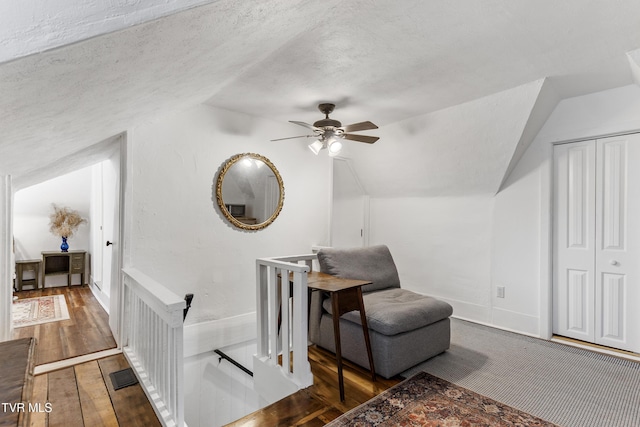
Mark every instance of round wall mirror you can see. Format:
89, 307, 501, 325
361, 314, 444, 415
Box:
215, 153, 284, 231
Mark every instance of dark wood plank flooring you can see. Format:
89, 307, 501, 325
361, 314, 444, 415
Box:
32, 354, 161, 427
12, 285, 117, 365
12, 286, 398, 427
227, 346, 402, 426
9, 285, 160, 426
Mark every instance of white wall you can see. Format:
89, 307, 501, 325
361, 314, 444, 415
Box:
490, 83, 640, 336
490, 128, 551, 334
127, 104, 332, 323
369, 196, 495, 318
184, 340, 260, 427
357, 84, 640, 337
14, 167, 92, 287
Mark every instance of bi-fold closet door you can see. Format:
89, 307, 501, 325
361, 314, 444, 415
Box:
553, 133, 640, 353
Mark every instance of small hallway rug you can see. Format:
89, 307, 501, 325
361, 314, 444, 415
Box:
326, 371, 557, 427
12, 294, 70, 328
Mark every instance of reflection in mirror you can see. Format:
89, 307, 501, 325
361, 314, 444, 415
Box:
215, 153, 284, 230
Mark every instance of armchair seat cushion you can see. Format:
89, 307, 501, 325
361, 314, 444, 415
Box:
322, 288, 453, 336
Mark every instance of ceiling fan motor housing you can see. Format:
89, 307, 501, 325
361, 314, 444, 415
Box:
313, 118, 342, 128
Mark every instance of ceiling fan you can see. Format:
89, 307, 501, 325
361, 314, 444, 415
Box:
271, 103, 379, 156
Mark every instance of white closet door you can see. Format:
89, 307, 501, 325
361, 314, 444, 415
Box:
554, 134, 640, 353
553, 140, 597, 343
594, 135, 640, 352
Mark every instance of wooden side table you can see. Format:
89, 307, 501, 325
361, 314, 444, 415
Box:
15, 260, 41, 291
307, 271, 376, 401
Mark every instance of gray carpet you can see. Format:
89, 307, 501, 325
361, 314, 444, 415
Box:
401, 318, 640, 427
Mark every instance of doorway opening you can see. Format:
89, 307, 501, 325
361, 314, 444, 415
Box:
9, 135, 125, 365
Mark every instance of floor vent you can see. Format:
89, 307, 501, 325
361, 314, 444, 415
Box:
109, 368, 139, 390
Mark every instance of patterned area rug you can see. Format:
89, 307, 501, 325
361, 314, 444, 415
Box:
12, 294, 70, 328
326, 372, 558, 426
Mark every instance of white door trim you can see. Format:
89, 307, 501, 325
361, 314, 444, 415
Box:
109, 133, 127, 346
0, 175, 13, 341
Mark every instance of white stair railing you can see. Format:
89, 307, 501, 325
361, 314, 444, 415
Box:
254, 254, 316, 403
122, 268, 186, 427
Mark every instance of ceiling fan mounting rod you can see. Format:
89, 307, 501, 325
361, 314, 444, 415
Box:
318, 103, 335, 118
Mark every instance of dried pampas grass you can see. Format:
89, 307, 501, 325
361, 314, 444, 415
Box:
49, 204, 86, 238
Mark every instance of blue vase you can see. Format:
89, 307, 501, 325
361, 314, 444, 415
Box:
60, 236, 69, 252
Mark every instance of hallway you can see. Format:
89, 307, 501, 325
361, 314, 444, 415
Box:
9, 285, 160, 426
12, 286, 115, 365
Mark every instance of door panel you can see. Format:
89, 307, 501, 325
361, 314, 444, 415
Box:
594, 136, 640, 351
331, 158, 366, 248
566, 269, 590, 334
553, 141, 596, 342
600, 273, 625, 340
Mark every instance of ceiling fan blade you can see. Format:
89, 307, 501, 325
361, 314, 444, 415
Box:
340, 121, 378, 132
290, 121, 321, 132
270, 134, 317, 142
343, 133, 379, 144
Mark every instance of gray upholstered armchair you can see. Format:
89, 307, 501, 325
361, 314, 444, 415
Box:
308, 245, 453, 378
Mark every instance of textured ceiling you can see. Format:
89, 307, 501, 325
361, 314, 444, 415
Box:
2, 0, 640, 185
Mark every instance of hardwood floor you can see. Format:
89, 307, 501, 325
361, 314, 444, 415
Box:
12, 285, 117, 365
9, 285, 161, 427
227, 346, 402, 426
31, 354, 161, 427
11, 286, 396, 427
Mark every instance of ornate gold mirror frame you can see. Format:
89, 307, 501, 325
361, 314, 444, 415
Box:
215, 153, 285, 231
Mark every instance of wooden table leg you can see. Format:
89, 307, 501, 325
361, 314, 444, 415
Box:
357, 288, 376, 382
331, 293, 346, 401
16, 264, 23, 291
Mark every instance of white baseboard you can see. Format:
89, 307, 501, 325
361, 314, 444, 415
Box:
431, 295, 491, 324
184, 312, 256, 358
88, 281, 110, 313
421, 294, 541, 338
452, 315, 542, 339
490, 307, 540, 336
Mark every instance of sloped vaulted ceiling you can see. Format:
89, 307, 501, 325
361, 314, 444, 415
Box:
2, 1, 640, 193
340, 79, 558, 197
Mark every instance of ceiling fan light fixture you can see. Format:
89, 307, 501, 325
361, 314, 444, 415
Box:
308, 140, 324, 155
328, 139, 343, 156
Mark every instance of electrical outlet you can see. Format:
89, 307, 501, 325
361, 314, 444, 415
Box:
497, 286, 505, 298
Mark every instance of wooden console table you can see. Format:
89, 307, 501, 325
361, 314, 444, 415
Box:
307, 271, 376, 401
42, 250, 86, 287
